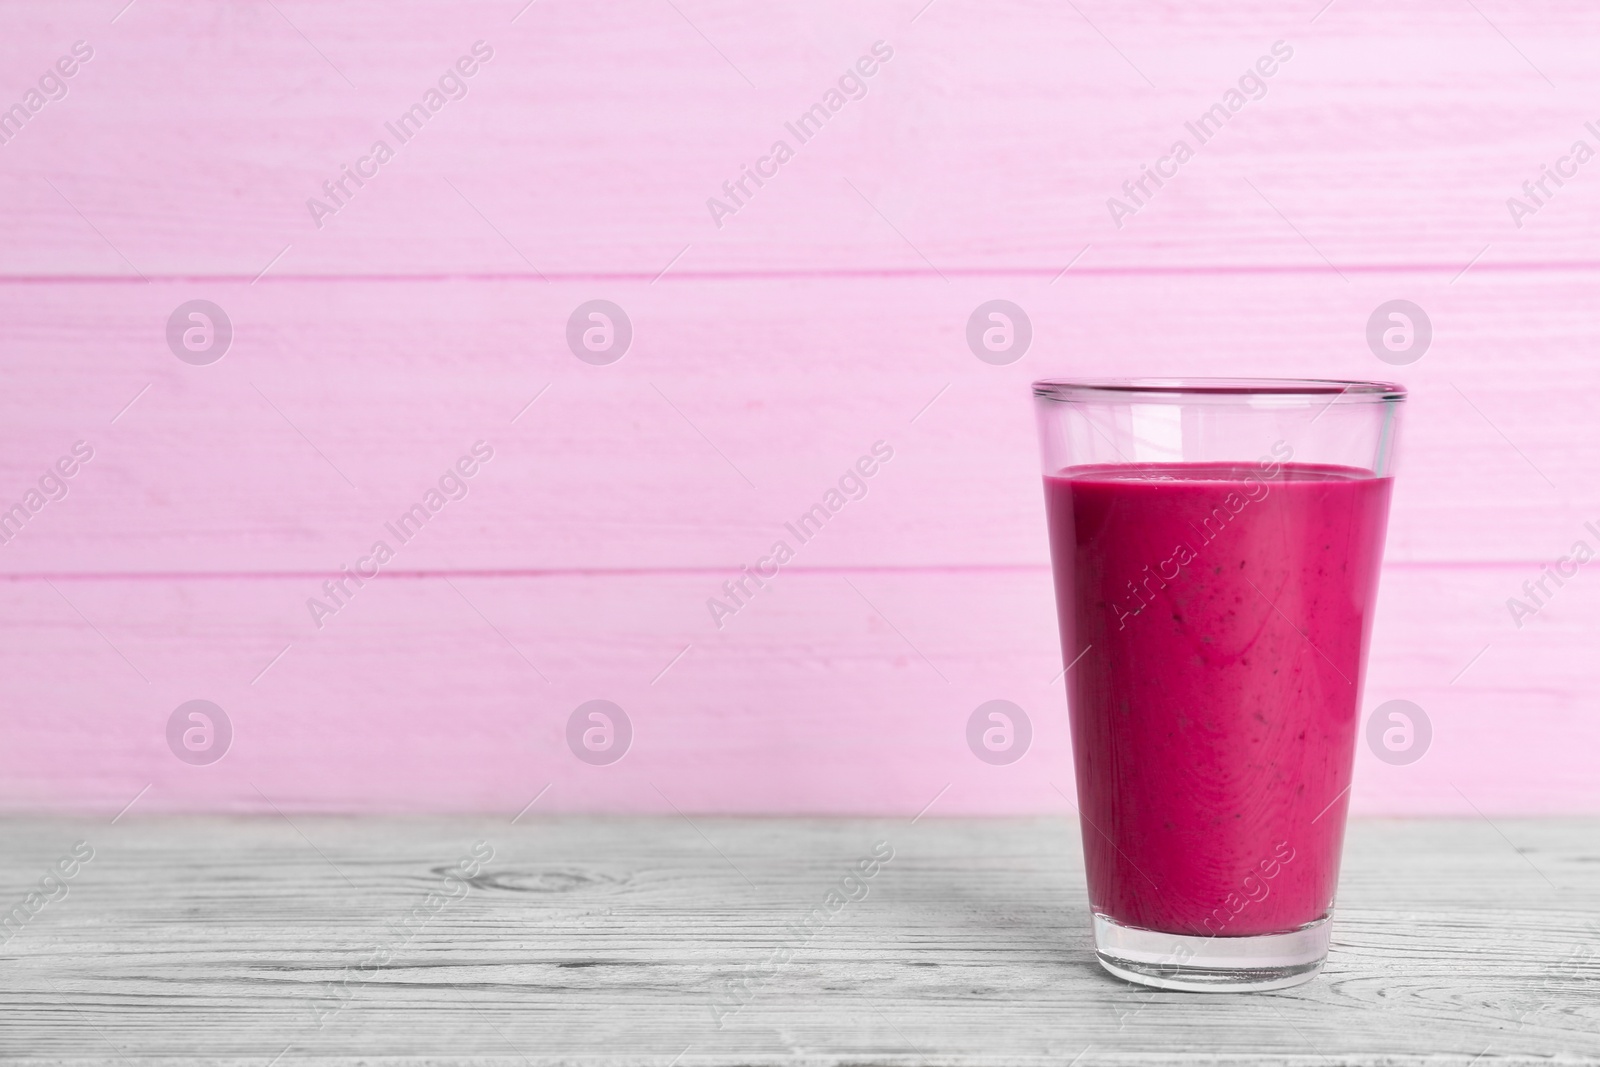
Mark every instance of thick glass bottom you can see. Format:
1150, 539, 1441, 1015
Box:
1092, 913, 1330, 992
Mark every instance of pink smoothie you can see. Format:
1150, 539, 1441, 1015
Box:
1044, 460, 1392, 937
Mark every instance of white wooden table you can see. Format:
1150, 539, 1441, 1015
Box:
1, 816, 1596, 1065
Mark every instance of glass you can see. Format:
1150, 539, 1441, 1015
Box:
1033, 378, 1405, 991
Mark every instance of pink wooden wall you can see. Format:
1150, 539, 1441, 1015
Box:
2, 1, 1596, 815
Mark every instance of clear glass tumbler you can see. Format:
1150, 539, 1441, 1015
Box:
1034, 379, 1405, 991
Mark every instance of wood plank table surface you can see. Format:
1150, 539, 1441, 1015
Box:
1, 815, 1596, 1066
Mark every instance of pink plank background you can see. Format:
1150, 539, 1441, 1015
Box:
1, 0, 1596, 815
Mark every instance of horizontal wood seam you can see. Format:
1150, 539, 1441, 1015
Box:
0, 560, 1555, 582
8, 261, 1600, 285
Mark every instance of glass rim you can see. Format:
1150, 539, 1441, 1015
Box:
1032, 377, 1407, 403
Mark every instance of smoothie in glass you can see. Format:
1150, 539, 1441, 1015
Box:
1044, 459, 1392, 938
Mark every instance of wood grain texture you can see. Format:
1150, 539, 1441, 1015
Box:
0, 270, 1594, 573
4, 1, 1600, 275
2, 1, 1598, 814
3, 268, 1595, 814
0, 566, 1594, 816
0, 816, 1597, 1065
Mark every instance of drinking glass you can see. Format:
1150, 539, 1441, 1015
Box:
1034, 379, 1405, 991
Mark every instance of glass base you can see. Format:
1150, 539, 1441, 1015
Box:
1092, 914, 1330, 992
